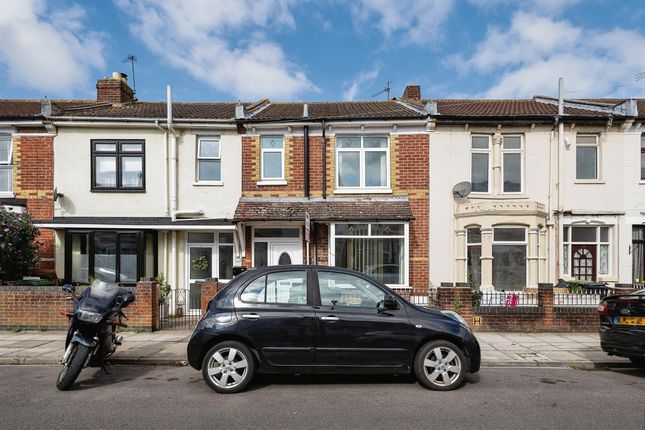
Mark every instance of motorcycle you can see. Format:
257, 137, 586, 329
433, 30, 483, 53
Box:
56, 279, 135, 390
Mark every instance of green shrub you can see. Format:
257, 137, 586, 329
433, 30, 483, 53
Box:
0, 207, 41, 281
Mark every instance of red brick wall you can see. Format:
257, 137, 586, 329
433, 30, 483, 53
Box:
12, 134, 55, 272
435, 284, 603, 332
0, 281, 159, 331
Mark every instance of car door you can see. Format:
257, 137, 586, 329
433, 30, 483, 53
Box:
313, 270, 411, 368
235, 269, 317, 367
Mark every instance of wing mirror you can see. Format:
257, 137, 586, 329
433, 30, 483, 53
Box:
122, 291, 135, 305
379, 294, 399, 312
62, 284, 76, 294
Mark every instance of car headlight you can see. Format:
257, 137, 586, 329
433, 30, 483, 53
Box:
77, 310, 102, 323
441, 310, 469, 327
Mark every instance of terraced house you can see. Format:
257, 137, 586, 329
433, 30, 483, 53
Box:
1, 73, 643, 305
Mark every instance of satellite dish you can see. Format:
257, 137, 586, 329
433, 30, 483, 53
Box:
452, 181, 472, 198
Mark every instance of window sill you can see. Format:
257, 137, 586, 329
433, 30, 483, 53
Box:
333, 188, 392, 194
193, 181, 223, 186
574, 180, 605, 184
469, 194, 529, 200
0, 192, 15, 198
90, 189, 146, 193
639, 181, 645, 185
257, 180, 287, 186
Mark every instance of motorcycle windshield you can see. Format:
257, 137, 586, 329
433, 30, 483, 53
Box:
78, 280, 120, 314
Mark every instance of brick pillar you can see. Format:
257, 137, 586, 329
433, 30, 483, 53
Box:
437, 285, 472, 323
538, 283, 554, 328
201, 278, 220, 314
131, 280, 159, 332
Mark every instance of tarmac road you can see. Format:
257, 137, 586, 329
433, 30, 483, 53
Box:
0, 365, 643, 430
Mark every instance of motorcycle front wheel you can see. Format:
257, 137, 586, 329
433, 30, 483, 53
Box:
56, 344, 91, 391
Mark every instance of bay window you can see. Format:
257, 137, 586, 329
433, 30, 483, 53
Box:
336, 136, 389, 191
66, 230, 157, 284
492, 227, 527, 289
471, 135, 491, 193
332, 223, 407, 286
466, 227, 482, 287
641, 134, 644, 181
0, 134, 12, 195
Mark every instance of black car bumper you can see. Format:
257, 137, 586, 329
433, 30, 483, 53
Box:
599, 324, 645, 359
187, 330, 211, 370
466, 336, 481, 373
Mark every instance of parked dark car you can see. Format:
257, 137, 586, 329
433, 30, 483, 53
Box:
188, 265, 480, 393
598, 288, 645, 367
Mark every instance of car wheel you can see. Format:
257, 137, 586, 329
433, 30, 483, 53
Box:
629, 357, 645, 369
414, 340, 467, 391
201, 341, 255, 394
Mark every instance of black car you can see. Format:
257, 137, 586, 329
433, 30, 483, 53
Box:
598, 288, 645, 368
187, 265, 480, 393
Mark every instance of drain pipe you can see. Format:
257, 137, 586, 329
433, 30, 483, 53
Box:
167, 85, 178, 293
322, 120, 327, 199
304, 125, 310, 198
154, 120, 169, 216
555, 77, 565, 279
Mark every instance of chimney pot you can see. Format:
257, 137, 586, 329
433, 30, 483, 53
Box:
402, 84, 421, 101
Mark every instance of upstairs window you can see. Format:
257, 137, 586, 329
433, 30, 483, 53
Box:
501, 135, 523, 193
641, 134, 645, 181
471, 135, 491, 193
576, 135, 598, 180
336, 136, 389, 191
197, 137, 221, 182
260, 136, 284, 181
91, 140, 145, 191
0, 135, 12, 195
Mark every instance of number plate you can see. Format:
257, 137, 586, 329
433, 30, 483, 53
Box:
615, 316, 645, 326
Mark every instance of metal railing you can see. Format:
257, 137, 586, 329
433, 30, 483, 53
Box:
159, 288, 202, 330
477, 290, 538, 307
554, 293, 603, 308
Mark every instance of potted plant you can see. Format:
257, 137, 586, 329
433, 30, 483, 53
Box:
156, 272, 171, 321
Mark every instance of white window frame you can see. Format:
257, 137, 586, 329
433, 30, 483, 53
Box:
259, 135, 285, 184
465, 226, 482, 285
470, 134, 491, 194
0, 134, 13, 197
501, 135, 524, 194
491, 226, 528, 289
195, 137, 222, 185
186, 231, 234, 285
575, 134, 600, 181
329, 222, 409, 288
335, 135, 391, 193
562, 225, 612, 278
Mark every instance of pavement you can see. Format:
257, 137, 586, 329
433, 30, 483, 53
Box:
0, 330, 635, 369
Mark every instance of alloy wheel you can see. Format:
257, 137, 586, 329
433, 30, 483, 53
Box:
422, 346, 463, 387
206, 347, 249, 389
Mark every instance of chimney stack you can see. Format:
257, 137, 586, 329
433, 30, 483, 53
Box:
96, 72, 135, 104
402, 84, 421, 101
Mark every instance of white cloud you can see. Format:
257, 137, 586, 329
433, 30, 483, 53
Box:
342, 66, 380, 101
351, 0, 455, 45
468, 0, 582, 14
0, 0, 105, 96
453, 12, 645, 98
115, 0, 317, 100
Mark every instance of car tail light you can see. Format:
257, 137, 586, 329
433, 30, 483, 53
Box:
597, 301, 608, 316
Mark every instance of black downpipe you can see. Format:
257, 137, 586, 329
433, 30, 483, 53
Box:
304, 125, 310, 198
322, 121, 327, 199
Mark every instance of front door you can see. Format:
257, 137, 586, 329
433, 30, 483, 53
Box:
188, 246, 213, 313
270, 242, 302, 266
313, 270, 411, 369
572, 245, 596, 281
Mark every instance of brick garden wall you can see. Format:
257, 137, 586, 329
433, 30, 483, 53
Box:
433, 284, 617, 332
0, 281, 159, 331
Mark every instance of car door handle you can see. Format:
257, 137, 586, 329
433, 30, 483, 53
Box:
320, 316, 339, 322
242, 313, 261, 320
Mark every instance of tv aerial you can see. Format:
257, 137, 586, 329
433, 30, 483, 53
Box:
372, 81, 392, 99
121, 54, 138, 95
452, 181, 472, 198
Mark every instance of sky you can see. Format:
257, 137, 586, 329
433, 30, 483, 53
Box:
0, 0, 644, 103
